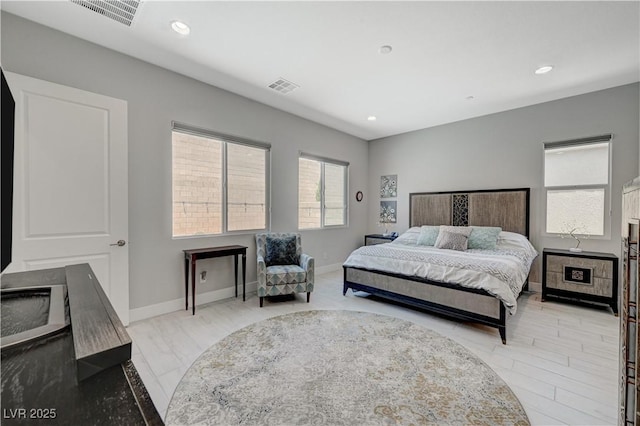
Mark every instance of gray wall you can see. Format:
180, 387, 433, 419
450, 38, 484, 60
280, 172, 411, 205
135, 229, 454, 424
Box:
3, 11, 637, 309
1, 13, 369, 310
369, 83, 639, 281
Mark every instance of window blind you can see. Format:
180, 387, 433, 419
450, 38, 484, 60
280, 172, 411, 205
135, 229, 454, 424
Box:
299, 151, 349, 167
172, 121, 271, 151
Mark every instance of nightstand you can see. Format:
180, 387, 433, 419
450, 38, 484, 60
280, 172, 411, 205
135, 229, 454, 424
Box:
364, 234, 397, 246
542, 248, 618, 315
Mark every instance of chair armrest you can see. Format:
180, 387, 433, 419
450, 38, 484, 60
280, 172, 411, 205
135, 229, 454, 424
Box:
257, 255, 266, 286
300, 253, 314, 285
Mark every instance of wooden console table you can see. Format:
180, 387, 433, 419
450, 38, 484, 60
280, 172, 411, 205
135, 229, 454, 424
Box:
183, 245, 247, 315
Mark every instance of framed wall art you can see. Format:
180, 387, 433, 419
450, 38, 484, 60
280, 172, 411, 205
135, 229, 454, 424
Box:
379, 201, 397, 224
380, 175, 397, 198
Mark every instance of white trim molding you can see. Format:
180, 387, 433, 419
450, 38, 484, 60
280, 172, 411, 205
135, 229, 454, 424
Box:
128, 263, 344, 323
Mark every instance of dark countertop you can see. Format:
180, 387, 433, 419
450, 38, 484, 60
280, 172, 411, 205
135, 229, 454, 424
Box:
1, 266, 163, 425
1, 332, 159, 425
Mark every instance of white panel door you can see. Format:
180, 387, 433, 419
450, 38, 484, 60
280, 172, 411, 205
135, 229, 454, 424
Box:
4, 72, 129, 325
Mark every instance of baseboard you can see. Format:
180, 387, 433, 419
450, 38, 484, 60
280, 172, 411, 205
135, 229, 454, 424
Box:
129, 281, 258, 323
316, 262, 343, 275
130, 273, 542, 323
130, 274, 540, 323
528, 281, 542, 293
129, 264, 343, 323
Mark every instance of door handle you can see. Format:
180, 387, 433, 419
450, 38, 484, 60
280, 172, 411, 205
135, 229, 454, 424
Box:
110, 240, 126, 247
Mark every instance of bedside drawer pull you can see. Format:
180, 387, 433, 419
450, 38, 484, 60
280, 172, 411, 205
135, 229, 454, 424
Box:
563, 266, 593, 285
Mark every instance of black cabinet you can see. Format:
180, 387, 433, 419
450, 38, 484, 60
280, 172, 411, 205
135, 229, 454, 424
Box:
364, 234, 397, 246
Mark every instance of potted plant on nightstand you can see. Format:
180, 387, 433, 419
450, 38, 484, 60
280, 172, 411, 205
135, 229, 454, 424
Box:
561, 223, 588, 252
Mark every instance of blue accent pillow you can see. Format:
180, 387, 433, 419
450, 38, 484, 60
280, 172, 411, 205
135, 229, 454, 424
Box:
417, 226, 440, 246
265, 235, 298, 266
468, 226, 502, 250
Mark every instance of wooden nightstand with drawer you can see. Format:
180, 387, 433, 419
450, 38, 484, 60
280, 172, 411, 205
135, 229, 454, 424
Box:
542, 248, 618, 315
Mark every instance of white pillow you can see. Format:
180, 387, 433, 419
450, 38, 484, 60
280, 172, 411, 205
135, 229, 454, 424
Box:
391, 227, 420, 245
496, 231, 538, 257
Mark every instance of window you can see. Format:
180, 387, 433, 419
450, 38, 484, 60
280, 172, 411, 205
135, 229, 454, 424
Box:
298, 154, 348, 229
172, 123, 270, 237
544, 134, 611, 236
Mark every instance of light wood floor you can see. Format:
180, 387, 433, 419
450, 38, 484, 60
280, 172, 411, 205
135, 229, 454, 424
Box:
128, 270, 619, 425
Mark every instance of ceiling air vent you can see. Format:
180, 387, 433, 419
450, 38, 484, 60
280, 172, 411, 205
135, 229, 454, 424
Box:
70, 0, 141, 27
268, 78, 299, 95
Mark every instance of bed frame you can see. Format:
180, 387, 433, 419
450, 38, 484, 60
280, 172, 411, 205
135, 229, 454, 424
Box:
343, 188, 531, 344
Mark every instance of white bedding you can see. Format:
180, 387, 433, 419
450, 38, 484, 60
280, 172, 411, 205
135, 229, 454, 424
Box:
343, 231, 538, 314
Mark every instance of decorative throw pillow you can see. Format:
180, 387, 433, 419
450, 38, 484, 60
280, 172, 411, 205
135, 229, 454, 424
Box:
434, 230, 469, 251
416, 225, 440, 246
434, 225, 471, 247
265, 235, 298, 266
468, 226, 502, 250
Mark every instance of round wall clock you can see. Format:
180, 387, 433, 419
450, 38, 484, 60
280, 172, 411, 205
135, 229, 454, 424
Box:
355, 191, 363, 202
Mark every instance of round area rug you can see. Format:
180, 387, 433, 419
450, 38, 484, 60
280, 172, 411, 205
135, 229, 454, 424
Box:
166, 310, 529, 426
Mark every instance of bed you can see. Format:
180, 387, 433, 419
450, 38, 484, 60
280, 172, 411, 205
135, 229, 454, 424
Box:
342, 188, 536, 344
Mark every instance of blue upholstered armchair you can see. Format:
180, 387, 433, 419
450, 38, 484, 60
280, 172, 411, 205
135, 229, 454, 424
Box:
255, 233, 314, 307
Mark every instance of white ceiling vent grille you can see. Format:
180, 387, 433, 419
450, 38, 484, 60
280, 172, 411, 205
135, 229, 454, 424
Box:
267, 78, 299, 95
70, 0, 141, 27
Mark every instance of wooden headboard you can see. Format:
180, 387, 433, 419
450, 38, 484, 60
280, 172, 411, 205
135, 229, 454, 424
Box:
409, 188, 530, 237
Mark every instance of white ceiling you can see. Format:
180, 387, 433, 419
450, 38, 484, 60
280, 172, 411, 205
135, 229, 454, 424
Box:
3, 1, 639, 140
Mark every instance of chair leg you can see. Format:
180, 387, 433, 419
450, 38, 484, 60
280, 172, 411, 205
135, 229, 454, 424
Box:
260, 297, 264, 308
307, 292, 310, 303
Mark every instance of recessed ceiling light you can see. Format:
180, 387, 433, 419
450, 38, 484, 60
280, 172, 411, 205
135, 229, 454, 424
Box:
367, 116, 377, 121
171, 20, 190, 35
535, 65, 553, 75
379, 45, 393, 55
